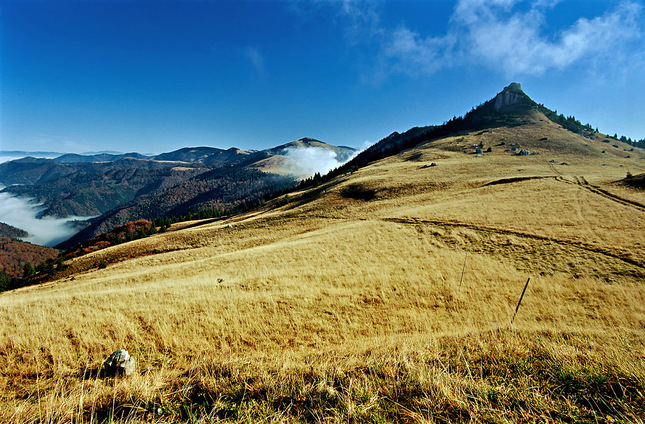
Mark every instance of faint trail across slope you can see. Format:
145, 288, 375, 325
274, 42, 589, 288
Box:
383, 216, 645, 270
479, 173, 643, 214
576, 177, 645, 211
553, 175, 645, 212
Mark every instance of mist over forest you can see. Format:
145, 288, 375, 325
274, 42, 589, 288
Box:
0, 187, 91, 247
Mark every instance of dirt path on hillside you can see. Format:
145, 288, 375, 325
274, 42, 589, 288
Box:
383, 216, 645, 271
552, 175, 645, 212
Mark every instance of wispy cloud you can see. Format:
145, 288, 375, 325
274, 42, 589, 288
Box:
337, 0, 383, 42
378, 27, 455, 78
289, 0, 383, 42
245, 46, 266, 77
452, 0, 642, 76
302, 0, 643, 79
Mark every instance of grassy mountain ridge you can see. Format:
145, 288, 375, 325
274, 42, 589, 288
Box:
342, 83, 618, 172
302, 83, 635, 198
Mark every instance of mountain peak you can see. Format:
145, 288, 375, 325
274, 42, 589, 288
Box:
298, 137, 323, 144
493, 82, 531, 112
275, 138, 332, 150
505, 82, 523, 92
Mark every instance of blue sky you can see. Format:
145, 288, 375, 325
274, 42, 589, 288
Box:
1, 0, 643, 154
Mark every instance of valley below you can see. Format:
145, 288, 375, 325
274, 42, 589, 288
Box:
1, 85, 644, 423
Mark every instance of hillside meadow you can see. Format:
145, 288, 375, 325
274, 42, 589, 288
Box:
1, 119, 644, 422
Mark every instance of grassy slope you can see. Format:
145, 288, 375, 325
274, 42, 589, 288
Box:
1, 110, 644, 423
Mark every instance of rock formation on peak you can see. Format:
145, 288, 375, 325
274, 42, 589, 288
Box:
494, 82, 528, 111
506, 82, 523, 92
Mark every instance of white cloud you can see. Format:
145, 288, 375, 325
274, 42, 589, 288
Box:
304, 0, 643, 79
281, 147, 354, 178
454, 0, 642, 76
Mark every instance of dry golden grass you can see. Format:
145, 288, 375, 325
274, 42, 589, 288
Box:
1, 115, 644, 422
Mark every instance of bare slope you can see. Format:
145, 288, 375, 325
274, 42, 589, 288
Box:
1, 88, 644, 422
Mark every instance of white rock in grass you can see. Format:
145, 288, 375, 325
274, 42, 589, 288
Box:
103, 349, 136, 377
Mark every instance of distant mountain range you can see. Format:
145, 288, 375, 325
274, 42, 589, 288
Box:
0, 139, 357, 248
52, 152, 149, 163
0, 150, 63, 157
0, 150, 135, 159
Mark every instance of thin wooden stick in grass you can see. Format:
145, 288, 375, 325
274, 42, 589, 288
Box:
459, 252, 468, 287
511, 277, 531, 325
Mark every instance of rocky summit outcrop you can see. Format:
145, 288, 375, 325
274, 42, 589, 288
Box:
494, 82, 527, 111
